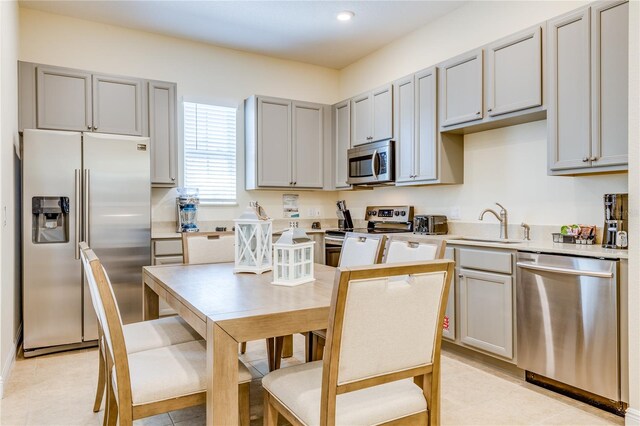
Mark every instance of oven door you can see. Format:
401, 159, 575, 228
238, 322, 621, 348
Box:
347, 141, 394, 185
324, 236, 343, 267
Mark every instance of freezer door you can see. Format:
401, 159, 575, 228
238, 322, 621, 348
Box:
22, 129, 83, 350
83, 133, 151, 326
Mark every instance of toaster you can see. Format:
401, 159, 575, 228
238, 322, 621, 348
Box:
413, 215, 448, 235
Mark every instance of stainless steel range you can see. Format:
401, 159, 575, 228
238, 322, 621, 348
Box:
324, 205, 414, 267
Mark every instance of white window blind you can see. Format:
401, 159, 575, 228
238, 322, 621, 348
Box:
183, 102, 237, 204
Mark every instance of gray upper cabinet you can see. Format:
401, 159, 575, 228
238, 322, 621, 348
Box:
548, 8, 591, 171
29, 63, 146, 136
394, 67, 462, 186
439, 49, 483, 128
393, 75, 415, 184
257, 97, 292, 187
350, 84, 393, 146
246, 96, 326, 190
92, 74, 144, 136
591, 0, 628, 168
36, 66, 92, 132
292, 101, 324, 188
333, 100, 351, 189
414, 68, 438, 181
486, 26, 542, 117
148, 81, 177, 186
548, 1, 628, 175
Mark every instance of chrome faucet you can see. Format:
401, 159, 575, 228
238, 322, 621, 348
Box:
479, 202, 508, 239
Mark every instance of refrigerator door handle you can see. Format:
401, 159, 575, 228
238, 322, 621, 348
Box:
83, 169, 90, 246
74, 169, 81, 259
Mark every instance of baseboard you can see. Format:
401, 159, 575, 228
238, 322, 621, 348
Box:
626, 408, 640, 426
0, 323, 23, 399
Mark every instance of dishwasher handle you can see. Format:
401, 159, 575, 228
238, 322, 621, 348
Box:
516, 261, 613, 278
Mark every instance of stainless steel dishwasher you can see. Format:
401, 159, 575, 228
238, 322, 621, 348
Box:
516, 252, 621, 411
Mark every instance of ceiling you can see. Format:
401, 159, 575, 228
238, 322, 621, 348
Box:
19, 1, 466, 69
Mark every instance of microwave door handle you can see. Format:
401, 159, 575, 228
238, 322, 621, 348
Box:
372, 149, 379, 180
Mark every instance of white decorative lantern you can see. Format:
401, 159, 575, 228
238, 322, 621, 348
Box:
272, 227, 315, 286
234, 202, 272, 274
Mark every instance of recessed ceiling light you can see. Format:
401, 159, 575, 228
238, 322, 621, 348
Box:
337, 11, 355, 22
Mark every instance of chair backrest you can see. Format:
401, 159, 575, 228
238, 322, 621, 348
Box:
338, 232, 386, 267
320, 260, 454, 423
383, 235, 446, 263
182, 232, 235, 265
80, 243, 133, 411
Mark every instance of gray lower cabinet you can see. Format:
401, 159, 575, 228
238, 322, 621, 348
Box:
548, 1, 628, 175
439, 49, 484, 128
333, 100, 351, 189
245, 96, 326, 189
148, 81, 178, 186
394, 67, 464, 186
350, 84, 393, 146
459, 268, 513, 359
442, 247, 456, 341
92, 74, 144, 136
486, 26, 542, 117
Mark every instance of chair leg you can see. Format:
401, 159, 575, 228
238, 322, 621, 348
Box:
93, 345, 106, 412
312, 333, 325, 361
239, 382, 250, 426
240, 341, 247, 354
106, 377, 118, 426
263, 392, 279, 426
281, 334, 293, 358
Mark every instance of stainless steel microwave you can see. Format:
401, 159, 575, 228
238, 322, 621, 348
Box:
346, 140, 394, 186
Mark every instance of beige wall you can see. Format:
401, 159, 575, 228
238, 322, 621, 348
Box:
19, 8, 341, 223
0, 0, 20, 396
337, 0, 627, 229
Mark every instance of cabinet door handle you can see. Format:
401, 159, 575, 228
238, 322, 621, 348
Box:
458, 274, 464, 278
93, 126, 98, 131
86, 125, 92, 130
583, 157, 590, 162
476, 111, 481, 115
487, 108, 493, 112
590, 156, 598, 161
171, 177, 176, 181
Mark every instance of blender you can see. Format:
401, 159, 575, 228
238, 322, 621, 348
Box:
176, 187, 200, 232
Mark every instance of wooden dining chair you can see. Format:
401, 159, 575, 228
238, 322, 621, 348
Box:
80, 243, 252, 426
181, 231, 235, 264
383, 235, 447, 263
308, 232, 387, 362
263, 260, 454, 426
339, 232, 387, 267
79, 243, 201, 418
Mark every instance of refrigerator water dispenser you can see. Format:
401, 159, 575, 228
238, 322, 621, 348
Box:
32, 196, 69, 243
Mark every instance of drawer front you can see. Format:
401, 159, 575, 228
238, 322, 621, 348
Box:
458, 247, 512, 274
153, 239, 183, 256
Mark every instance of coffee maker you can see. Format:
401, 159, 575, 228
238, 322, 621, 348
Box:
603, 193, 628, 249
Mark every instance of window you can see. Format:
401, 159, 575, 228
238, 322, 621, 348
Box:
183, 102, 237, 204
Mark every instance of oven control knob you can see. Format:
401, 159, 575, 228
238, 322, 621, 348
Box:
372, 211, 377, 216
394, 211, 400, 216
400, 211, 406, 216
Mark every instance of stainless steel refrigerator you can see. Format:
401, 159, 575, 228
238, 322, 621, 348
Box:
22, 129, 150, 357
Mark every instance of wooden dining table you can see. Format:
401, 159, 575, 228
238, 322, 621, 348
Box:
142, 262, 337, 425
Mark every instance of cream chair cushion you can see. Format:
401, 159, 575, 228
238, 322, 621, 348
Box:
385, 240, 438, 263
118, 340, 253, 405
337, 272, 446, 384
185, 234, 235, 265
262, 361, 426, 426
123, 316, 201, 354
340, 236, 381, 267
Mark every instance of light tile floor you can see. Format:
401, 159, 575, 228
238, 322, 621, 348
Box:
0, 334, 624, 426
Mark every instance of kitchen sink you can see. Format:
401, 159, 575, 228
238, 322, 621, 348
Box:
452, 237, 523, 244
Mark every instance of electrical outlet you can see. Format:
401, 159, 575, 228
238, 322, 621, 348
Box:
314, 209, 322, 217
450, 207, 461, 220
